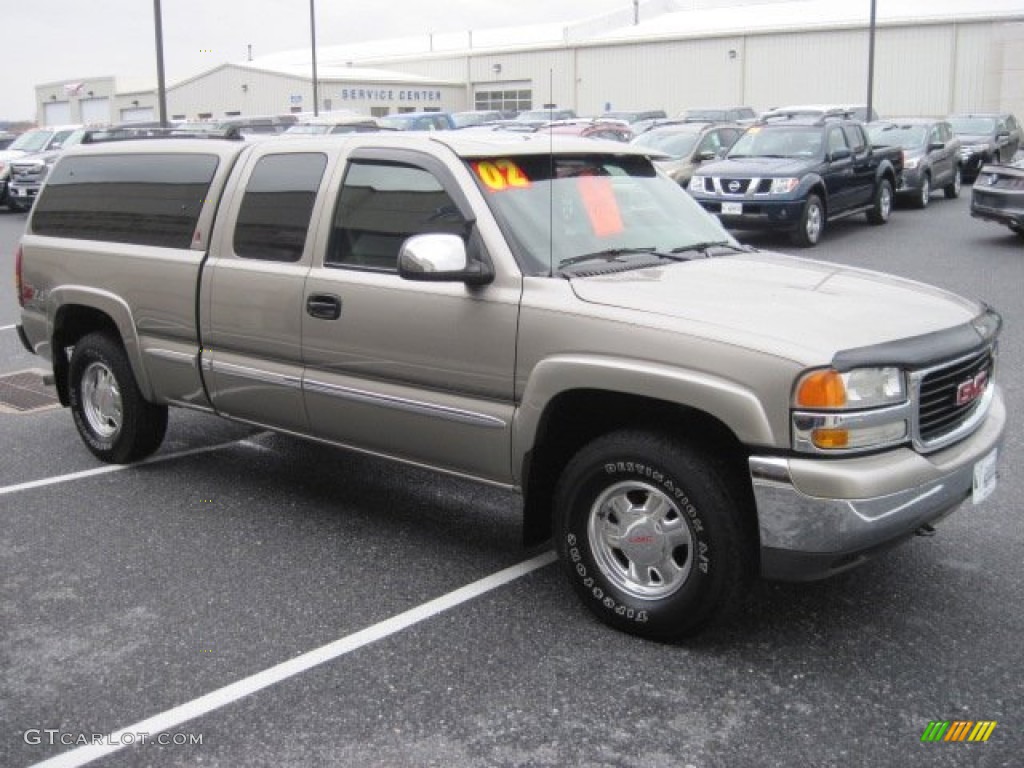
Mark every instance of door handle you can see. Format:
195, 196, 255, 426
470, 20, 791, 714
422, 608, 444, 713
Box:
306, 294, 341, 320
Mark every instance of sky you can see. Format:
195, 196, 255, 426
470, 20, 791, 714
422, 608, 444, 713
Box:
2, 0, 633, 121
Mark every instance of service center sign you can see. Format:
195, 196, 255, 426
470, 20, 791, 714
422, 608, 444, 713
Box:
338, 87, 443, 104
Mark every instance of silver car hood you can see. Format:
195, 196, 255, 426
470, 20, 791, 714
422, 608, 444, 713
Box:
569, 252, 983, 364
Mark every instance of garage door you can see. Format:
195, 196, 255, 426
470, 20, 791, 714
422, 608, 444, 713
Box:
119, 107, 155, 123
43, 101, 72, 126
80, 97, 110, 125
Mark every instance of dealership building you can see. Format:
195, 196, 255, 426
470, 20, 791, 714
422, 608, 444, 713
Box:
34, 0, 1024, 126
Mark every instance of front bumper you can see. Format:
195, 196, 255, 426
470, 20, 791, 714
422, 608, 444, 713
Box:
971, 188, 1024, 229
694, 197, 805, 232
9, 182, 40, 206
751, 386, 1005, 581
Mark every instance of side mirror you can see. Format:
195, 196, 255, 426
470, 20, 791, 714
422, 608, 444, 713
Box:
829, 147, 852, 162
398, 233, 493, 285
928, 142, 944, 151
996, 132, 1009, 142
696, 150, 716, 162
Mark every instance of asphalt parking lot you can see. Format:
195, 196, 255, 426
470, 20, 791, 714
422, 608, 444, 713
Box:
1, 189, 1021, 767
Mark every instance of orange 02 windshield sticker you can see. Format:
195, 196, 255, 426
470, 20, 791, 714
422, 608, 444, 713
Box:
472, 159, 532, 191
576, 176, 624, 237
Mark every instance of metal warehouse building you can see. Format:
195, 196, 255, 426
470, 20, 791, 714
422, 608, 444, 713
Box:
35, 0, 1024, 125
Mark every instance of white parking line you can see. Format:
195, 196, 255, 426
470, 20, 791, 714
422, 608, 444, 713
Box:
26, 550, 558, 768
0, 324, 16, 331
0, 437, 264, 497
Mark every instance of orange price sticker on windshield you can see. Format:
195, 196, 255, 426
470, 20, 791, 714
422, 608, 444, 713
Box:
577, 176, 624, 237
473, 159, 532, 191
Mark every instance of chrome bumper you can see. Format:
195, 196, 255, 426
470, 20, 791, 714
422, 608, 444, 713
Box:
750, 387, 1005, 581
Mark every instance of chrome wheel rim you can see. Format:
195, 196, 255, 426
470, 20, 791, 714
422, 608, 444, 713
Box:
806, 203, 823, 243
920, 177, 930, 207
880, 185, 892, 220
587, 480, 694, 600
81, 361, 122, 439
953, 169, 961, 196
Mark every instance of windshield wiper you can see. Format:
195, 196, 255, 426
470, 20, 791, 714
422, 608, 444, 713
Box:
669, 241, 747, 257
557, 247, 661, 269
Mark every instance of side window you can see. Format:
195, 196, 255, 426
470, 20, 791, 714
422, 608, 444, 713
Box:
32, 153, 219, 248
328, 160, 467, 271
233, 152, 327, 262
718, 128, 740, 148
827, 127, 849, 156
928, 125, 942, 146
842, 125, 866, 153
696, 132, 720, 156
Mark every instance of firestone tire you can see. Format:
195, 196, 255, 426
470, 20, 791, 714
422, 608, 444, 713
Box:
790, 194, 824, 248
554, 430, 753, 640
69, 332, 168, 463
944, 166, 962, 199
866, 178, 893, 225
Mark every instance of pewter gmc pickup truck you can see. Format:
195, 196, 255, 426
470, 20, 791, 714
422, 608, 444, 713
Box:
15, 133, 1004, 639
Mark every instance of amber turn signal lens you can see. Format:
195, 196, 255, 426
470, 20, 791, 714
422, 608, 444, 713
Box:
811, 428, 850, 449
796, 370, 847, 408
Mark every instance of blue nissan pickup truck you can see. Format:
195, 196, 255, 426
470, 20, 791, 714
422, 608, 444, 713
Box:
688, 109, 903, 247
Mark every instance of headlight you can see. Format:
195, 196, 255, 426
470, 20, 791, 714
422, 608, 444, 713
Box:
688, 176, 706, 193
792, 367, 910, 453
903, 156, 920, 170
770, 177, 799, 194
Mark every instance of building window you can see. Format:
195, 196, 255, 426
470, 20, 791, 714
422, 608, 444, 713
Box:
474, 88, 531, 114
224, 110, 241, 117
370, 107, 389, 118
233, 153, 328, 262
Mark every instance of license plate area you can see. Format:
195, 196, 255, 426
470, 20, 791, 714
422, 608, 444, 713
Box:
721, 201, 743, 215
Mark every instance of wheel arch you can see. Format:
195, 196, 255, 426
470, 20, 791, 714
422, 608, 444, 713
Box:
518, 376, 765, 550
50, 290, 151, 405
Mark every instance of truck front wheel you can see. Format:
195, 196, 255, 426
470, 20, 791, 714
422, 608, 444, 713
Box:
866, 178, 893, 224
790, 194, 824, 247
69, 332, 168, 463
554, 430, 752, 640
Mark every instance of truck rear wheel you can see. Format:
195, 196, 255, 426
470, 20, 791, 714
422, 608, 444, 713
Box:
69, 332, 168, 463
554, 430, 752, 640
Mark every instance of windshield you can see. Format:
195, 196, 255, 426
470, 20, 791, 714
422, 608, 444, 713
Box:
949, 117, 997, 135
515, 110, 561, 122
682, 110, 725, 121
632, 130, 699, 159
727, 125, 822, 158
468, 154, 734, 275
9, 129, 55, 153
867, 124, 927, 147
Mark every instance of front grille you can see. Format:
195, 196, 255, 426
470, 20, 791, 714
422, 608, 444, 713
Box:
973, 190, 1013, 210
716, 178, 754, 195
916, 347, 993, 445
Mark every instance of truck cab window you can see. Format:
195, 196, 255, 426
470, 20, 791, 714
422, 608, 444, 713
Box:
233, 152, 327, 262
328, 160, 467, 271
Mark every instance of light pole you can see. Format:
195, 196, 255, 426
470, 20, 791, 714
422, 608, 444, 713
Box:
153, 0, 168, 126
866, 0, 877, 121
310, 0, 319, 116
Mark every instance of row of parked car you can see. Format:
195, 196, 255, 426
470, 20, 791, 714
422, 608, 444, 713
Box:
1, 106, 1020, 241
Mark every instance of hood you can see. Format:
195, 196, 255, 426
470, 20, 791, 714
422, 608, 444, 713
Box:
568, 252, 983, 364
956, 133, 995, 146
697, 156, 812, 177
0, 148, 29, 164
10, 150, 56, 167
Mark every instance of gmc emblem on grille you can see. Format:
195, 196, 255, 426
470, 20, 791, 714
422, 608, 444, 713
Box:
955, 371, 988, 407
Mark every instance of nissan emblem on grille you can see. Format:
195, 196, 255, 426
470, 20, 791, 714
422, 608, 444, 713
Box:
728, 180, 741, 193
956, 371, 988, 407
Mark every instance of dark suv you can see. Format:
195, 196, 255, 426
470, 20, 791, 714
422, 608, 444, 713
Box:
688, 110, 902, 246
949, 113, 1021, 181
868, 118, 962, 207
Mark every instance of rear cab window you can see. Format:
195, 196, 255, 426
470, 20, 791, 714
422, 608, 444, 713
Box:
32, 153, 220, 248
